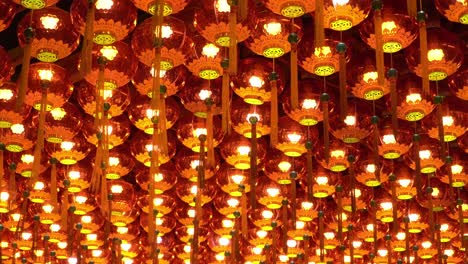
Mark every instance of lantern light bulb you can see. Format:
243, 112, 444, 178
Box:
110, 184, 124, 194
95, 0, 114, 10
382, 134, 397, 144
406, 93, 422, 104
362, 71, 378, 83
0, 88, 13, 100
380, 201, 393, 210
343, 115, 356, 126
60, 141, 75, 151
451, 164, 463, 174
324, 232, 335, 240
10, 124, 24, 134
421, 241, 432, 249
263, 22, 282, 36
193, 128, 208, 138
248, 76, 264, 88
216, 0, 231, 12
202, 43, 220, 58
278, 161, 292, 172
287, 132, 301, 144
302, 99, 318, 109
33, 181, 45, 190
442, 116, 454, 126
38, 69, 54, 81
40, 15, 59, 29
261, 210, 273, 219
266, 187, 280, 197
198, 89, 212, 100
237, 146, 250, 156
427, 49, 445, 62
419, 150, 431, 160
100, 46, 118, 61
381, 21, 397, 33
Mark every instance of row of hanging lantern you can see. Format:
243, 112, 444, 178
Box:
0, 0, 467, 263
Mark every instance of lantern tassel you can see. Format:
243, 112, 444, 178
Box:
315, 0, 325, 47
80, 0, 95, 76
319, 211, 325, 262
372, 118, 381, 183
435, 96, 446, 157
0, 146, 4, 189
428, 190, 435, 241
413, 134, 422, 197
50, 158, 58, 208
390, 176, 398, 235
198, 138, 206, 189
148, 130, 158, 258
238, 0, 248, 21
16, 28, 34, 111
349, 157, 357, 213
221, 67, 231, 134
206, 100, 215, 168
373, 2, 385, 86
30, 85, 48, 185
322, 95, 330, 164
290, 173, 297, 224
250, 119, 257, 209
337, 186, 344, 243
282, 200, 288, 254
241, 189, 248, 237
338, 46, 348, 120
388, 69, 399, 134
407, 0, 417, 17
8, 163, 17, 207
61, 189, 69, 231
418, 12, 430, 96
159, 89, 168, 156
290, 41, 299, 110
458, 189, 465, 256
306, 147, 314, 200
228, 2, 238, 75
270, 72, 279, 147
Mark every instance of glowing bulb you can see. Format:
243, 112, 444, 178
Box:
202, 43, 220, 58
50, 223, 61, 232
58, 242, 67, 249
380, 202, 393, 210
117, 227, 128, 234
263, 22, 282, 35
11, 214, 21, 221
440, 223, 449, 232
324, 232, 335, 240
332, 0, 349, 7
302, 99, 317, 109
230, 174, 244, 184
278, 161, 291, 172
237, 146, 250, 156
256, 230, 268, 239
22, 232, 32, 240
190, 185, 198, 195
160, 25, 173, 38
427, 49, 444, 62
150, 67, 166, 78
366, 224, 374, 232
190, 160, 200, 170
0, 88, 13, 100
108, 157, 120, 166
21, 154, 34, 164
75, 195, 87, 204
10, 124, 24, 134
296, 221, 305, 229
0, 192, 9, 201
316, 176, 329, 185
381, 21, 397, 33
252, 247, 263, 255
398, 179, 411, 188
451, 164, 463, 174
431, 187, 440, 197
344, 115, 356, 126
378, 249, 388, 257
33, 181, 45, 190
50, 107, 66, 120
287, 239, 297, 248
40, 15, 59, 29
222, 219, 234, 228
153, 197, 163, 206
92, 250, 103, 257
352, 240, 362, 248
330, 149, 345, 159
382, 134, 397, 144
314, 46, 332, 57
406, 93, 422, 104
248, 76, 264, 88
111, 185, 123, 194
183, 245, 191, 253
219, 237, 230, 246
287, 132, 301, 144
100, 46, 118, 61
216, 0, 231, 12
95, 0, 113, 10
102, 89, 113, 100
396, 232, 406, 240
81, 216, 92, 224
198, 89, 212, 100
42, 204, 54, 213
421, 241, 432, 249
363, 71, 378, 83
261, 210, 273, 219
68, 171, 81, 180
227, 198, 239, 207
266, 187, 280, 197
153, 173, 164, 182
366, 164, 377, 173
419, 150, 431, 160
444, 249, 454, 257
279, 255, 289, 262
68, 257, 77, 264
442, 116, 454, 126
193, 128, 208, 138
246, 112, 261, 123
301, 201, 313, 210
188, 209, 196, 218
60, 141, 75, 151
408, 213, 419, 222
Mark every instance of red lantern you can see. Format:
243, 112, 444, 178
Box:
0, 82, 31, 129
405, 28, 464, 82
45, 133, 92, 165
76, 81, 131, 118
276, 116, 313, 157
17, 7, 80, 63
194, 0, 252, 46
435, 0, 468, 24
57, 158, 92, 193
131, 16, 191, 70
71, 0, 137, 45
135, 163, 178, 195
127, 94, 181, 134
175, 114, 224, 153
130, 130, 177, 167
220, 132, 267, 170
231, 96, 271, 138
359, 9, 418, 54
175, 147, 221, 182
82, 114, 131, 149
24, 62, 73, 111
178, 76, 223, 118
8, 149, 48, 178
322, 0, 371, 31
448, 64, 468, 101
395, 74, 435, 122
132, 63, 188, 98
186, 35, 224, 80
244, 7, 302, 59
330, 99, 372, 144
298, 36, 346, 77
1, 119, 36, 153
405, 135, 444, 175
83, 42, 138, 90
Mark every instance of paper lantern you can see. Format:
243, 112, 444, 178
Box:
82, 114, 131, 149
178, 76, 222, 118
0, 82, 31, 129
2, 120, 36, 153
135, 163, 178, 194
395, 75, 435, 122
405, 135, 444, 175
45, 133, 92, 165
71, 0, 137, 45
298, 37, 345, 77
132, 63, 188, 98
231, 96, 271, 138
175, 147, 221, 182
377, 121, 412, 160
17, 7, 80, 62
220, 132, 267, 170
435, 0, 468, 24
186, 35, 224, 80
330, 99, 372, 144
322, 0, 371, 31
275, 116, 313, 157
130, 130, 177, 167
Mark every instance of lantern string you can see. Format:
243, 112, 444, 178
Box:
205, 95, 215, 168
228, 1, 238, 75
159, 87, 168, 157
270, 70, 278, 147
29, 81, 48, 186
0, 147, 3, 190
290, 19, 299, 110
50, 158, 58, 209
249, 118, 257, 210
16, 11, 34, 111
281, 198, 288, 254
418, 10, 430, 96
8, 163, 17, 211
337, 43, 347, 121
373, 1, 385, 87
389, 68, 399, 135
221, 61, 231, 134
315, 0, 325, 47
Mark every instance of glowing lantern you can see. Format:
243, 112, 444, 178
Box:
395, 75, 435, 122
330, 99, 372, 144
231, 96, 271, 138
82, 114, 131, 149
175, 179, 217, 207
438, 149, 468, 188
262, 0, 315, 18
17, 8, 80, 62
244, 7, 302, 59
423, 108, 467, 143
130, 130, 177, 167
275, 116, 312, 157
175, 114, 224, 152
137, 193, 175, 217
71, 0, 137, 45
405, 135, 444, 174
249, 207, 280, 231
0, 82, 32, 129
175, 148, 221, 182
220, 132, 267, 170
186, 36, 224, 80
9, 150, 48, 178
359, 9, 418, 53
135, 162, 178, 195
377, 123, 412, 160
2, 121, 36, 153
405, 28, 464, 81
316, 138, 359, 172
45, 133, 92, 165
264, 148, 305, 185
131, 16, 190, 70
322, 0, 371, 31
57, 158, 92, 193
355, 155, 390, 187
349, 54, 390, 100
310, 165, 338, 198
256, 177, 286, 209
215, 164, 250, 197
132, 63, 188, 98
435, 0, 468, 24
298, 37, 345, 77
178, 76, 222, 118
131, 0, 190, 16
